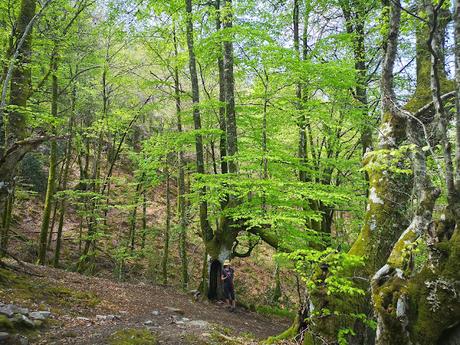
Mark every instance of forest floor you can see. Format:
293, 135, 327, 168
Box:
0, 261, 290, 345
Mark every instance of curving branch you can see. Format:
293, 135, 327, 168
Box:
231, 236, 260, 258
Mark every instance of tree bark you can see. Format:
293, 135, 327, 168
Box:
0, 0, 38, 254
222, 0, 237, 174
1, 0, 37, 145
173, 24, 189, 289
38, 49, 59, 265
129, 181, 142, 253
300, 2, 411, 344
53, 86, 75, 267
215, 0, 228, 175
185, 0, 213, 244
371, 2, 460, 343
161, 169, 171, 285
455, 0, 460, 191
141, 189, 147, 249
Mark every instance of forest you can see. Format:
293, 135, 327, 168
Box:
0, 0, 459, 344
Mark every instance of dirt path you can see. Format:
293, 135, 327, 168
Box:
5, 264, 289, 345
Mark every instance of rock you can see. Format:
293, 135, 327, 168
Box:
29, 311, 51, 320
16, 308, 29, 315
96, 314, 118, 321
151, 310, 160, 316
76, 317, 91, 322
12, 315, 35, 329
175, 320, 185, 325
143, 320, 154, 325
165, 307, 184, 315
33, 320, 43, 328
17, 335, 29, 345
0, 315, 13, 329
181, 317, 190, 322
0, 332, 9, 341
0, 305, 15, 318
189, 320, 209, 328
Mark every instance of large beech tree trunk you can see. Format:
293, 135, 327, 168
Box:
371, 1, 460, 343
0, 0, 37, 256
300, 1, 411, 344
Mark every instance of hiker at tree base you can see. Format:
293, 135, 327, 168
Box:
221, 260, 235, 311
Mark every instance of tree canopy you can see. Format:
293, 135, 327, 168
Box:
0, 0, 459, 344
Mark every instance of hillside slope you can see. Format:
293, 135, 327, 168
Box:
0, 262, 290, 345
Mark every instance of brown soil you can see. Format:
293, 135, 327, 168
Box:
6, 263, 290, 345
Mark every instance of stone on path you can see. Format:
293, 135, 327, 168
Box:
0, 305, 15, 318
13, 315, 35, 328
18, 335, 29, 345
29, 311, 51, 320
76, 317, 91, 321
16, 307, 29, 315
189, 320, 209, 328
96, 314, 118, 321
165, 307, 184, 315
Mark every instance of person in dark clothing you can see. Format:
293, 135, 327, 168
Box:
221, 260, 235, 311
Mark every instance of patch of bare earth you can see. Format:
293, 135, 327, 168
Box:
8, 263, 289, 344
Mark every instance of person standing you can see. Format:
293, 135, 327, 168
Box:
221, 260, 235, 311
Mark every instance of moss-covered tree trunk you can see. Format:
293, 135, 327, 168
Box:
371, 1, 460, 343
0, 0, 37, 257
302, 1, 412, 344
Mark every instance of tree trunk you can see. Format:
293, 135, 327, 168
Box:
185, 0, 213, 245
215, 0, 228, 175
173, 23, 189, 289
129, 181, 142, 253
294, 0, 307, 184
161, 169, 171, 285
222, 0, 237, 174
3, 0, 36, 144
371, 2, 460, 343
456, 0, 460, 191
38, 50, 59, 265
53, 85, 76, 268
79, 63, 108, 271
141, 189, 147, 249
0, 0, 37, 253
0, 189, 15, 257
300, 2, 411, 344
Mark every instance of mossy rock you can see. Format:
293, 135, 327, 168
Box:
0, 315, 13, 330
108, 328, 158, 345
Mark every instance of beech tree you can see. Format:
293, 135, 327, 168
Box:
1, 1, 459, 343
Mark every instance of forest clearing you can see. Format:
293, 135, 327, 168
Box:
1, 0, 460, 344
